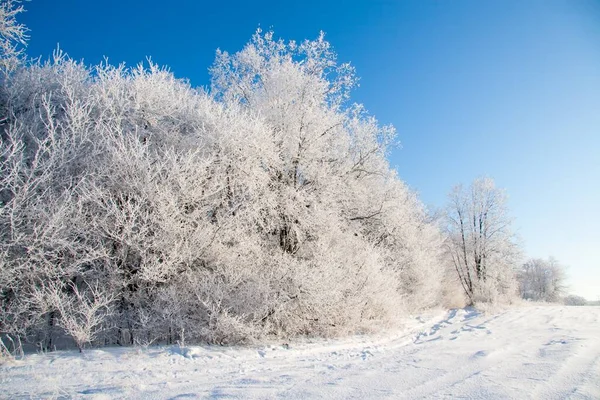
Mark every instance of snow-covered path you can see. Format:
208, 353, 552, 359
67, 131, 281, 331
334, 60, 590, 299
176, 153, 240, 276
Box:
2, 306, 599, 399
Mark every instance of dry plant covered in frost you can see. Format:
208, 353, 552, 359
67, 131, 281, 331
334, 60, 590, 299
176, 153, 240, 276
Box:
0, 0, 483, 354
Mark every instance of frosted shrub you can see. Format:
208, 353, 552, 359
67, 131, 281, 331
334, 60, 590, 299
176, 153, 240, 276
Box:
47, 282, 114, 352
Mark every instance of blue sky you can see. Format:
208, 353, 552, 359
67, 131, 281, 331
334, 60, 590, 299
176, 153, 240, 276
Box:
21, 0, 600, 300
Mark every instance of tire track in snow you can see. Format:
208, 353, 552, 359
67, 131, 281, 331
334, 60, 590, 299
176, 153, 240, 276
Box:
528, 309, 600, 399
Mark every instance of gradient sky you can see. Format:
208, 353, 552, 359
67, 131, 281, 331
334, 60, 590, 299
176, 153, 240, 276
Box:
20, 0, 600, 300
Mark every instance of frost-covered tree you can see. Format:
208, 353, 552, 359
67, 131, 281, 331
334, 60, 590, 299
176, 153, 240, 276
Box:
211, 29, 447, 313
518, 257, 566, 302
445, 177, 521, 304
563, 294, 587, 306
0, 0, 28, 73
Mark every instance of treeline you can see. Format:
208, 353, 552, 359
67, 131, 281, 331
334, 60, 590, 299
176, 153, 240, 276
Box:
1, 14, 455, 352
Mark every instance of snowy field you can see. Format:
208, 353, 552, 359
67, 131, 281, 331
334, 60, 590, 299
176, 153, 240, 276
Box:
2, 305, 599, 399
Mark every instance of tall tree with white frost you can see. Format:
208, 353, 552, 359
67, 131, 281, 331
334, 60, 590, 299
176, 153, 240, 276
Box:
445, 177, 521, 304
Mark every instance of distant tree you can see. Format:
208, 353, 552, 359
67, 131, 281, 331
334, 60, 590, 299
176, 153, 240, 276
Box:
588, 298, 600, 306
445, 177, 521, 304
518, 257, 567, 302
563, 294, 588, 306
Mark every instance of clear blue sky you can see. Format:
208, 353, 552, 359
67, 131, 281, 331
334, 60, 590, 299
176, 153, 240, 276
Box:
21, 0, 600, 300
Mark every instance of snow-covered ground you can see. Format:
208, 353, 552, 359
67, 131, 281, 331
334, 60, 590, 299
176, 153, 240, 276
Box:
2, 305, 599, 399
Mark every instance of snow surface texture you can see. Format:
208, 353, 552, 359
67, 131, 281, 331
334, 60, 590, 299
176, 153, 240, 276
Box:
2, 306, 599, 399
